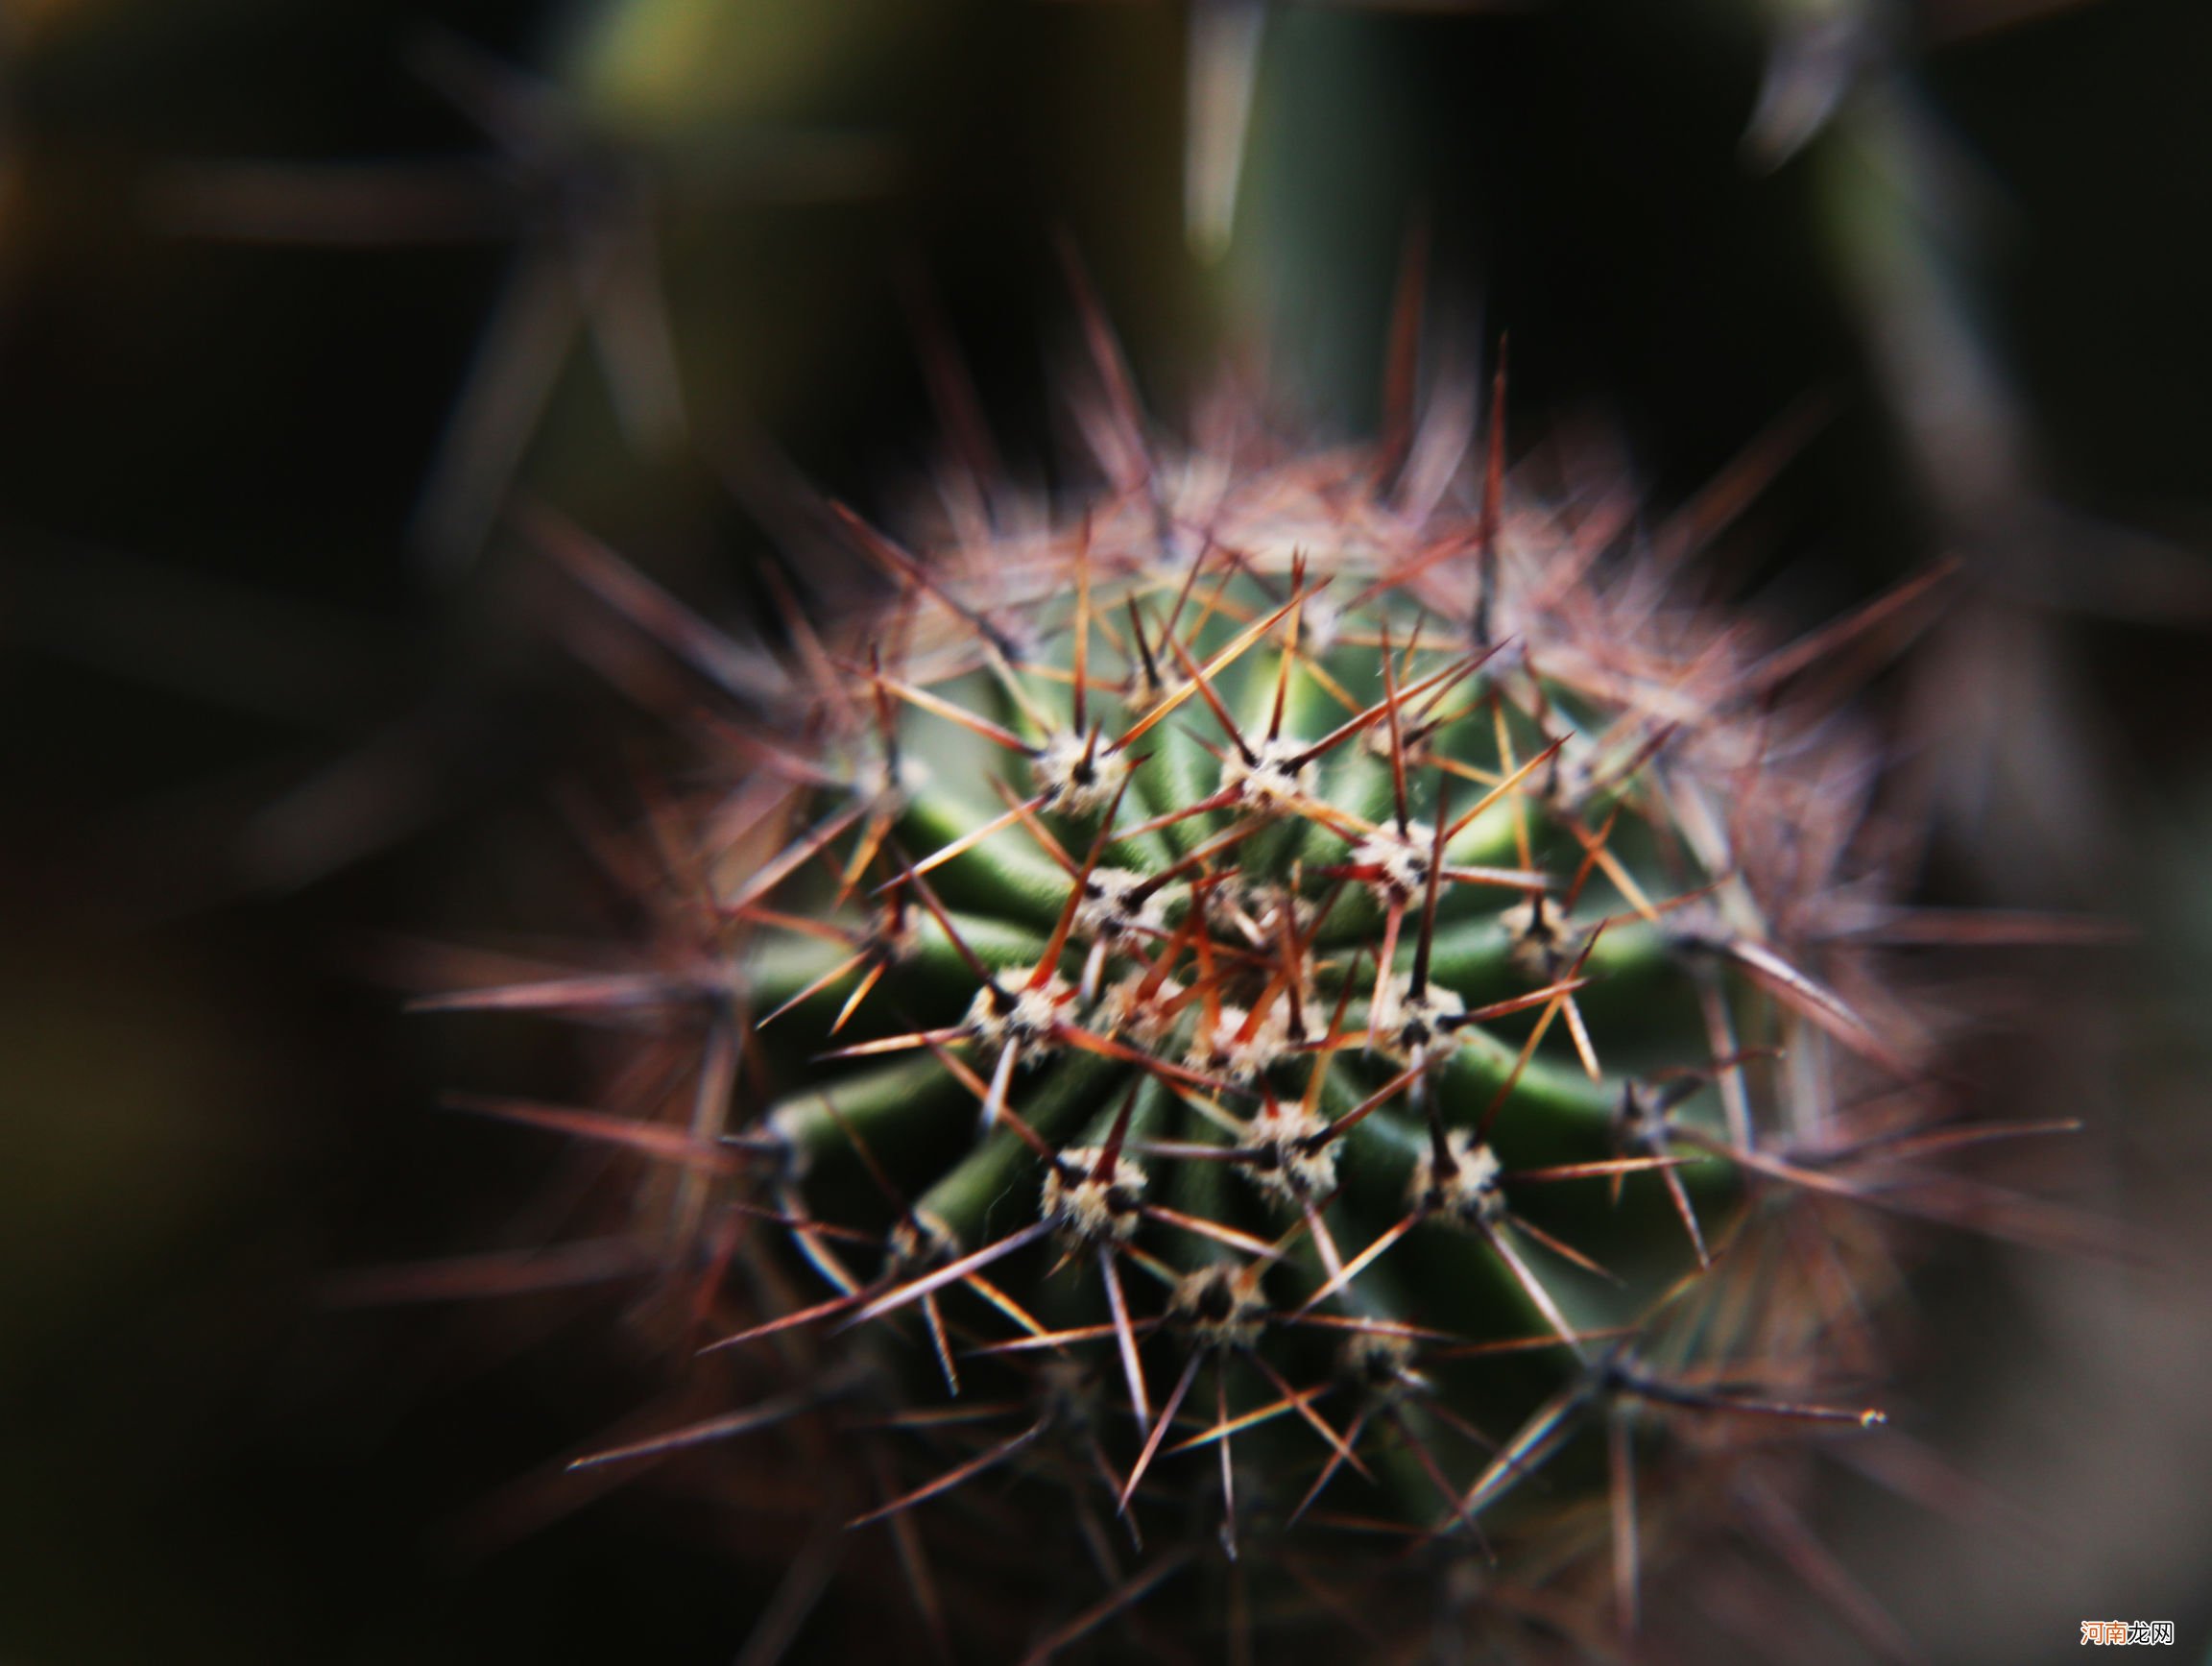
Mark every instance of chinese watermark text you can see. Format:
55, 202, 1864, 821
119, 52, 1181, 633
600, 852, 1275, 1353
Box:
2081, 1622, 2175, 1646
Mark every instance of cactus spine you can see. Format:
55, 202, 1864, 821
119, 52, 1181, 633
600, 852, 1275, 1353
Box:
440, 351, 1970, 1660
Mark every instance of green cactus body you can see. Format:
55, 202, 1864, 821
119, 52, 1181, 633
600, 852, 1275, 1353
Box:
452, 391, 1937, 1658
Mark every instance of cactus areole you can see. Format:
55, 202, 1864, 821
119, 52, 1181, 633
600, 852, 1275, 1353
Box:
446, 366, 1960, 1659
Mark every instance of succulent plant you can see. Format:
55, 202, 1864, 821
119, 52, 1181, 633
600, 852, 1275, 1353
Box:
406, 285, 2075, 1662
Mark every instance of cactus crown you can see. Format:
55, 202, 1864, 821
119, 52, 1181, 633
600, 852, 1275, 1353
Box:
447, 354, 1957, 1660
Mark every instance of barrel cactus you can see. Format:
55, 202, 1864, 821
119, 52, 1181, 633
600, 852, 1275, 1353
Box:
428, 323, 2000, 1661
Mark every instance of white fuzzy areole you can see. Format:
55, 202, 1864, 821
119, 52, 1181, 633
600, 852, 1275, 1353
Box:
1168, 1264, 1267, 1351
1369, 973, 1466, 1061
1041, 1146, 1148, 1247
964, 968, 1072, 1050
1073, 867, 1169, 946
1352, 820, 1437, 907
1031, 731, 1130, 816
1238, 1099, 1338, 1208
1411, 1128, 1507, 1227
1219, 736, 1318, 815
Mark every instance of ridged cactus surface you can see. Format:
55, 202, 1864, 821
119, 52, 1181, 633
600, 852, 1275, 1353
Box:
441, 366, 1950, 1661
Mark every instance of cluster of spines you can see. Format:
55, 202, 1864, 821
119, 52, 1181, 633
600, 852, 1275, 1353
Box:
403, 331, 2092, 1659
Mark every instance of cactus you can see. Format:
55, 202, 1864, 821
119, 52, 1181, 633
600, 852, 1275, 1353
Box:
405, 300, 2055, 1661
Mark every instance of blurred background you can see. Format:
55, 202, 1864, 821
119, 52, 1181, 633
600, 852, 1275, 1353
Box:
2, 1, 2209, 1661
